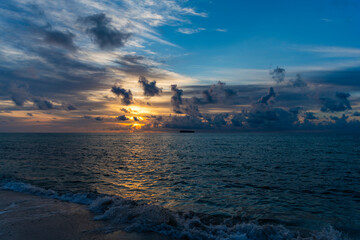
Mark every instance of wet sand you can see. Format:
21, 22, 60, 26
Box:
0, 190, 170, 240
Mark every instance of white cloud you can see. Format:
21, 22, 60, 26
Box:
177, 27, 206, 34
295, 45, 360, 58
13, 0, 206, 47
320, 18, 333, 22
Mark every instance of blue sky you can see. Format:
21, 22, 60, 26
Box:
0, 0, 360, 132
161, 0, 360, 79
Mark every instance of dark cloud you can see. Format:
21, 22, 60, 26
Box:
66, 105, 77, 111
182, 98, 202, 117
111, 86, 133, 105
353, 112, 360, 116
171, 84, 183, 113
169, 84, 202, 116
0, 48, 108, 108
289, 107, 302, 115
320, 92, 351, 112
32, 97, 54, 110
328, 114, 352, 128
159, 86, 304, 131
304, 112, 317, 120
94, 117, 103, 121
157, 107, 300, 131
290, 74, 307, 88
198, 81, 237, 104
120, 108, 129, 113
43, 29, 77, 51
7, 82, 31, 106
245, 107, 299, 130
162, 115, 209, 130
183, 84, 266, 108
270, 67, 286, 83
133, 116, 139, 121
34, 47, 101, 73
3, 80, 80, 111
116, 115, 129, 121
81, 13, 131, 49
114, 55, 152, 76
270, 67, 306, 88
258, 87, 276, 105
304, 67, 360, 88
138, 76, 162, 97
27, 113, 33, 116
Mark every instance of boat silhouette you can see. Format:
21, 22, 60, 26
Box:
179, 130, 195, 133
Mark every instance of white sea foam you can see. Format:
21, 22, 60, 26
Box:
1, 181, 348, 240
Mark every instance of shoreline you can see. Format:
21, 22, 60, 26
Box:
0, 190, 170, 240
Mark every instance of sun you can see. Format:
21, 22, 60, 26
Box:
132, 123, 145, 129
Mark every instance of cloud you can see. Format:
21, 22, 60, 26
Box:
168, 84, 202, 116
114, 55, 155, 76
270, 67, 307, 88
157, 86, 301, 131
155, 106, 300, 131
270, 67, 286, 83
133, 116, 139, 121
177, 27, 205, 34
258, 87, 276, 105
170, 84, 183, 113
32, 97, 54, 110
353, 112, 360, 116
320, 92, 352, 112
162, 115, 209, 129
116, 115, 129, 121
181, 8, 207, 17
297, 45, 360, 58
43, 29, 77, 51
215, 28, 227, 32
320, 18, 333, 22
111, 85, 133, 105
149, 108, 360, 132
304, 112, 317, 120
198, 81, 237, 104
7, 81, 30, 106
245, 107, 299, 130
290, 74, 307, 88
66, 105, 77, 111
182, 98, 201, 117
5, 81, 61, 111
305, 67, 360, 87
81, 13, 131, 49
329, 114, 350, 127
138, 76, 162, 97
83, 116, 104, 121
0, 47, 106, 112
120, 108, 129, 113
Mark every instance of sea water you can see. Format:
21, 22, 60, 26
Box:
0, 132, 359, 239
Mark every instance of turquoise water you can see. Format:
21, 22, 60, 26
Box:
0, 133, 359, 239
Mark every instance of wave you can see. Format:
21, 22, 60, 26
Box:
0, 180, 348, 240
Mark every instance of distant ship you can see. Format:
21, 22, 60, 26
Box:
179, 130, 195, 133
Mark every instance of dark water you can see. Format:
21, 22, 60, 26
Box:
0, 133, 359, 239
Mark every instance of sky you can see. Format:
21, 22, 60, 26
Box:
1, 0, 360, 132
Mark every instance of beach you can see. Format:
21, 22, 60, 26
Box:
0, 190, 169, 240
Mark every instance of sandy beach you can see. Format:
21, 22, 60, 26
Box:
0, 190, 170, 240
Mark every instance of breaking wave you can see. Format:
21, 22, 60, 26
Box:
1, 181, 348, 240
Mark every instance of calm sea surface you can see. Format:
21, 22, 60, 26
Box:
0, 133, 359, 239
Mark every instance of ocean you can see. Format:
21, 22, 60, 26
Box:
0, 132, 359, 239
